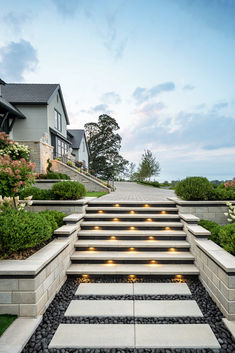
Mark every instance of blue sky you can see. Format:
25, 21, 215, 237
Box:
0, 0, 235, 181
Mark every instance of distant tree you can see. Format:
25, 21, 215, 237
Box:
85, 115, 128, 179
137, 150, 160, 181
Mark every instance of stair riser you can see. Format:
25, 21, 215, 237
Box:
81, 226, 183, 231
84, 217, 180, 222
67, 274, 199, 278
86, 210, 178, 214
78, 235, 186, 240
75, 247, 190, 252
71, 259, 194, 264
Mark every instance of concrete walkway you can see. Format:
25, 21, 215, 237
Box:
101, 182, 176, 201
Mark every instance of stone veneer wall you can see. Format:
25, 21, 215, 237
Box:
17, 141, 53, 174
0, 216, 82, 317
180, 216, 235, 320
51, 159, 110, 193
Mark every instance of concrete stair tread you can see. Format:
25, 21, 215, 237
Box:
79, 230, 186, 236
71, 251, 194, 260
49, 324, 220, 349
67, 263, 199, 275
87, 207, 178, 211
75, 240, 190, 247
81, 221, 183, 226
88, 200, 175, 205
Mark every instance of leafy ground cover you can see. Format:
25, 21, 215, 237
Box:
0, 315, 17, 336
199, 219, 235, 255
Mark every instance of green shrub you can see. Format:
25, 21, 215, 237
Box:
175, 177, 214, 200
52, 181, 86, 200
138, 181, 160, 188
37, 172, 70, 180
198, 219, 235, 255
19, 187, 54, 200
0, 209, 52, 255
198, 220, 221, 244
218, 224, 235, 255
39, 210, 65, 231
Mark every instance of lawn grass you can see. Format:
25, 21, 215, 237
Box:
86, 192, 108, 197
0, 315, 17, 336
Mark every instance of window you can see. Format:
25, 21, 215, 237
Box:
57, 139, 62, 156
56, 138, 68, 156
54, 110, 62, 131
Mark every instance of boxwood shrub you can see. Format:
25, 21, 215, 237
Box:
0, 209, 52, 255
52, 181, 86, 200
37, 172, 70, 180
0, 209, 65, 256
19, 187, 54, 200
175, 177, 214, 200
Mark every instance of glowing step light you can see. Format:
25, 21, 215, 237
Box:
129, 211, 135, 214
98, 210, 103, 214
129, 247, 135, 251
150, 260, 157, 264
168, 248, 176, 252
143, 204, 150, 207
148, 236, 155, 240
165, 226, 171, 230
146, 218, 152, 222
107, 260, 114, 264
129, 226, 136, 230
161, 211, 166, 214
89, 247, 95, 251
94, 226, 101, 230
110, 236, 117, 240
114, 204, 120, 207
113, 218, 119, 222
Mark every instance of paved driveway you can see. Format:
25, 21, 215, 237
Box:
100, 182, 176, 201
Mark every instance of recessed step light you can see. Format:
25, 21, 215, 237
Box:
114, 204, 120, 207
165, 227, 171, 230
110, 236, 117, 240
98, 210, 103, 214
146, 218, 152, 222
129, 226, 136, 230
143, 204, 150, 207
94, 226, 101, 230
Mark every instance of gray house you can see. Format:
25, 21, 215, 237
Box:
67, 129, 89, 169
0, 80, 88, 173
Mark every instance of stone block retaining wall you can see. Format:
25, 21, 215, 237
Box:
180, 215, 235, 320
26, 197, 95, 215
0, 215, 83, 317
51, 159, 110, 193
170, 198, 235, 225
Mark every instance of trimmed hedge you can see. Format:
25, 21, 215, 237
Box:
138, 181, 160, 188
52, 181, 86, 200
175, 177, 235, 201
175, 177, 214, 200
0, 209, 65, 256
37, 172, 70, 180
19, 181, 86, 200
198, 219, 235, 255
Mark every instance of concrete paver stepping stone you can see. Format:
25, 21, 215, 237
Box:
134, 300, 203, 317
65, 300, 134, 317
134, 283, 191, 295
75, 283, 133, 296
49, 324, 135, 348
135, 324, 220, 349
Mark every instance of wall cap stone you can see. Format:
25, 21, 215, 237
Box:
63, 213, 84, 223
168, 197, 235, 206
180, 213, 199, 222
0, 238, 70, 276
54, 224, 78, 235
187, 224, 211, 237
196, 239, 235, 273
30, 197, 94, 205
0, 315, 42, 353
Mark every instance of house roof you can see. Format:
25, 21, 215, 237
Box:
0, 97, 25, 118
67, 129, 85, 148
1, 83, 69, 124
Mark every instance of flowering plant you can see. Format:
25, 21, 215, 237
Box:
0, 155, 35, 197
0, 132, 30, 160
224, 201, 235, 222
0, 195, 33, 211
224, 178, 235, 189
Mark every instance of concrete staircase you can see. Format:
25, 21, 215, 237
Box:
67, 200, 199, 277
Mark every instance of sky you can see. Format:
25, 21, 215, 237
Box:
0, 0, 235, 181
